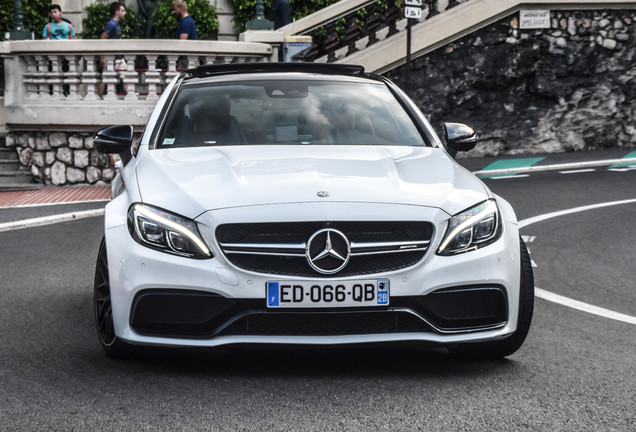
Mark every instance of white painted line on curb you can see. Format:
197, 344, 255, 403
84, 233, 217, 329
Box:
0, 209, 105, 232
520, 199, 636, 325
535, 287, 636, 325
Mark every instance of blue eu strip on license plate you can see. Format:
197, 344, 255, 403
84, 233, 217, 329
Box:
266, 280, 390, 308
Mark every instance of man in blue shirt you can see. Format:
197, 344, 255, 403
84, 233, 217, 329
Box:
98, 2, 127, 98
174, 0, 198, 40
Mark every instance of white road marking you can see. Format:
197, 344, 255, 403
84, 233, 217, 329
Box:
608, 166, 636, 172
520, 199, 636, 325
489, 174, 530, 180
519, 198, 636, 229
559, 168, 596, 174
0, 209, 104, 232
535, 288, 636, 325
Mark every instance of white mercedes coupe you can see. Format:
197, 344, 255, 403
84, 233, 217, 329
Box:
93, 63, 533, 359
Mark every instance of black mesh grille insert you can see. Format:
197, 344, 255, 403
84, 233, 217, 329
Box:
216, 221, 434, 277
219, 311, 431, 336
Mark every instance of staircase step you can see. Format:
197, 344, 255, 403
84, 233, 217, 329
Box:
0, 148, 18, 161
0, 161, 22, 174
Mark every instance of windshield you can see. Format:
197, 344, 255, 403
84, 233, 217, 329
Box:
156, 79, 427, 148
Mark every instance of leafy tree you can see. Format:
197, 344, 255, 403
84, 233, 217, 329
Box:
0, 0, 50, 36
231, 0, 341, 33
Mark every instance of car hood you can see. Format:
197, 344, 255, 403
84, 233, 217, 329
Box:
134, 145, 489, 218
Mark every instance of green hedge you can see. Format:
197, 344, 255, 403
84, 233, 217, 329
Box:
231, 0, 341, 33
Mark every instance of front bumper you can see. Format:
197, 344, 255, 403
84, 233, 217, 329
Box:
104, 200, 521, 348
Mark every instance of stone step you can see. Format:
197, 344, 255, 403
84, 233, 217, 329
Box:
0, 147, 18, 161
0, 169, 37, 189
0, 159, 21, 173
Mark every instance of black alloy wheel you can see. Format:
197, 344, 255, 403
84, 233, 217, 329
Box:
94, 236, 132, 358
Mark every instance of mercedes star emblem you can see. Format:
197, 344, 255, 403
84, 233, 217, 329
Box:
306, 228, 351, 274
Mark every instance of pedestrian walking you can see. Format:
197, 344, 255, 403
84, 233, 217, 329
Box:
98, 2, 127, 98
174, 0, 198, 40
173, 1, 199, 70
42, 4, 75, 40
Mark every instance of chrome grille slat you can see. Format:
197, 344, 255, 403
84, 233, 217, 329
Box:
216, 221, 434, 277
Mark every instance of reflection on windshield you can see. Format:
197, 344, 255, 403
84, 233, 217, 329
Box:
157, 80, 426, 148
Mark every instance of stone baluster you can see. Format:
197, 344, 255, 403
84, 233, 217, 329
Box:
33, 55, 50, 100
386, 0, 401, 38
345, 15, 361, 56
144, 55, 161, 101
63, 55, 81, 100
82, 56, 100, 101
48, 55, 65, 99
23, 56, 40, 99
365, 11, 383, 46
101, 55, 119, 101
164, 55, 181, 83
122, 57, 139, 101
325, 27, 340, 63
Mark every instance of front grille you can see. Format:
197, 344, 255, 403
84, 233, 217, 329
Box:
216, 221, 434, 277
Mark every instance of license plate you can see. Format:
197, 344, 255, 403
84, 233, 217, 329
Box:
266, 280, 389, 308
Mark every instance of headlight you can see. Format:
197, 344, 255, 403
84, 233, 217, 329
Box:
437, 200, 502, 256
127, 203, 212, 259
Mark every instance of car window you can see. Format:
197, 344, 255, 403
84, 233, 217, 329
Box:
156, 79, 427, 148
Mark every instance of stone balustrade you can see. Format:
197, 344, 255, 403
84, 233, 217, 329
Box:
1, 39, 273, 130
1, 39, 273, 186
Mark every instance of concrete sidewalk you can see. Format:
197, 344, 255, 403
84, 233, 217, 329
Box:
0, 185, 110, 208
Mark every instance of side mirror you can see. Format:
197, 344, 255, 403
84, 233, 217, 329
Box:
443, 123, 478, 157
94, 125, 133, 164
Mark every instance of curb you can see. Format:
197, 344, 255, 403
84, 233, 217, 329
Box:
472, 157, 636, 177
0, 209, 105, 232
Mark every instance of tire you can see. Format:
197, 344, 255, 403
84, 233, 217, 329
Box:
94, 236, 134, 359
448, 237, 534, 359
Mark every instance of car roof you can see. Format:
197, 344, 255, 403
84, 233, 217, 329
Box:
185, 62, 367, 79
180, 63, 388, 86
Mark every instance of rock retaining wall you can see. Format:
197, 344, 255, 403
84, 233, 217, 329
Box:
6, 132, 117, 186
388, 8, 636, 156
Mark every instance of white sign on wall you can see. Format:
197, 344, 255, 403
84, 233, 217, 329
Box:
519, 10, 551, 29
405, 0, 423, 5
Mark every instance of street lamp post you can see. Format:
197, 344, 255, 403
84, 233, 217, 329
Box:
246, 0, 274, 31
7, 0, 33, 40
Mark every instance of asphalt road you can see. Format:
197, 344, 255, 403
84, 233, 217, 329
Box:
0, 160, 634, 430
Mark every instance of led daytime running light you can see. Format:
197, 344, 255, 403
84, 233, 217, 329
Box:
438, 200, 499, 253
134, 205, 210, 256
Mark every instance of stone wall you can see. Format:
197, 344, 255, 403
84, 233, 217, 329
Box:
387, 8, 636, 156
6, 132, 117, 186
